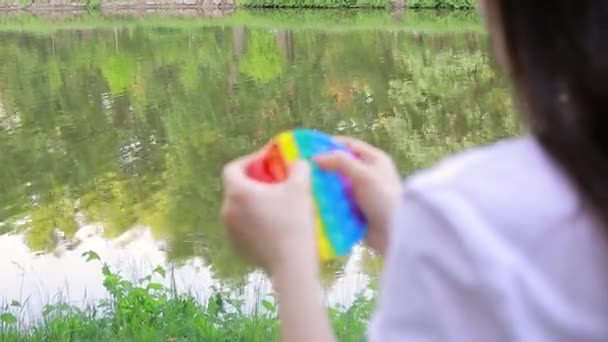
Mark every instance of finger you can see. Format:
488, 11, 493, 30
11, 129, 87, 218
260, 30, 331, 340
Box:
222, 165, 261, 203
222, 146, 271, 190
220, 199, 233, 226
333, 136, 385, 162
286, 161, 311, 188
313, 150, 368, 184
225, 221, 257, 264
225, 145, 271, 175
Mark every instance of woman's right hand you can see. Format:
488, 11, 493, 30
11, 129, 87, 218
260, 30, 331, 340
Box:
314, 136, 401, 256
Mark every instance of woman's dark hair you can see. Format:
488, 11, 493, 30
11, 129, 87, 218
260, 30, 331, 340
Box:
496, 1, 608, 224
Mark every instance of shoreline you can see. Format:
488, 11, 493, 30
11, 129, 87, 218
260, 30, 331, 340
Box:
0, 4, 238, 13
0, 7, 239, 18
0, 0, 475, 13
0, 8, 482, 34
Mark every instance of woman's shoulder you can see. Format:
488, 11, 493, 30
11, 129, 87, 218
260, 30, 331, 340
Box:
401, 136, 581, 247
406, 136, 566, 194
372, 137, 608, 342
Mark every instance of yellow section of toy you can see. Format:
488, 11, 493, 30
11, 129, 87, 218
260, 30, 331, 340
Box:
315, 209, 335, 261
277, 132, 299, 164
275, 130, 336, 261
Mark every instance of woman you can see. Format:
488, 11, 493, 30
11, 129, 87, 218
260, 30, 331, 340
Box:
221, 1, 608, 341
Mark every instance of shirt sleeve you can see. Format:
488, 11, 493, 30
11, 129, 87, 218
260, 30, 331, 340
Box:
367, 191, 512, 342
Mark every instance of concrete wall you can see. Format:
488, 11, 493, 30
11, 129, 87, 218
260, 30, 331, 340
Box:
0, 0, 235, 11
102, 0, 234, 8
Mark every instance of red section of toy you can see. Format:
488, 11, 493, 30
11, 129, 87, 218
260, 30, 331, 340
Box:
245, 157, 274, 183
245, 144, 288, 183
266, 144, 288, 181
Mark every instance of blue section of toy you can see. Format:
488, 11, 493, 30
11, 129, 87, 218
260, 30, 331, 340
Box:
292, 129, 367, 256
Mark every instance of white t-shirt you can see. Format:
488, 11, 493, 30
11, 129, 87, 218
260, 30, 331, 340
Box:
368, 137, 608, 342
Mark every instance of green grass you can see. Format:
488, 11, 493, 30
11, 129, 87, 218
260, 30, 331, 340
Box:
0, 9, 484, 34
0, 251, 375, 341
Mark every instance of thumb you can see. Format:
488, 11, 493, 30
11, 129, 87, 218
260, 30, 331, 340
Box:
286, 160, 311, 188
313, 150, 368, 184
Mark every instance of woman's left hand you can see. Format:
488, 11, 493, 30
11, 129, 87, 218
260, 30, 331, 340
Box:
222, 149, 338, 342
221, 148, 318, 275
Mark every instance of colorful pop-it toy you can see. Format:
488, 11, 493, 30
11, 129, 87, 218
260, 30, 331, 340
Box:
246, 129, 367, 260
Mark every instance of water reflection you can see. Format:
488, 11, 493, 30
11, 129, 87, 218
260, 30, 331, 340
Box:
0, 225, 374, 319
0, 12, 518, 311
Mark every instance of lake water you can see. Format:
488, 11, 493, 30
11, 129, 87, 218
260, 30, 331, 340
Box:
0, 10, 519, 316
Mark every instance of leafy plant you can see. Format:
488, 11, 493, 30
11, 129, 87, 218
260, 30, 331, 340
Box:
84, 0, 100, 11
0, 251, 374, 340
16, 0, 35, 7
406, 0, 474, 8
0, 313, 17, 325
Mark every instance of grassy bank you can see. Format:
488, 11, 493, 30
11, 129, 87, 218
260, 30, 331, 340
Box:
237, 0, 474, 8
0, 10, 483, 34
0, 252, 374, 341
0, 0, 476, 9
406, 0, 473, 9
238, 0, 387, 9
238, 0, 474, 8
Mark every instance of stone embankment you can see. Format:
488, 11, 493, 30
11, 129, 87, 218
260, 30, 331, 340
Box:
0, 0, 236, 13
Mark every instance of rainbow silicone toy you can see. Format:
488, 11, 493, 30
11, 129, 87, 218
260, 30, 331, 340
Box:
246, 128, 367, 260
